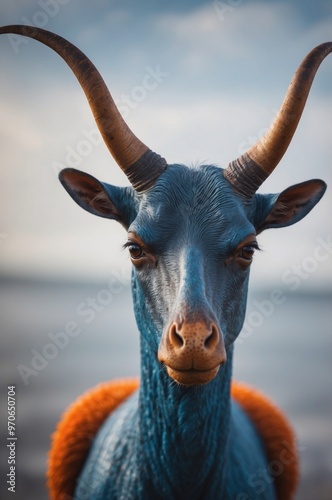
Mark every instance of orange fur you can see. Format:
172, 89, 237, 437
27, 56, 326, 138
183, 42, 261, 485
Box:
47, 379, 298, 499
231, 381, 299, 500
47, 379, 139, 500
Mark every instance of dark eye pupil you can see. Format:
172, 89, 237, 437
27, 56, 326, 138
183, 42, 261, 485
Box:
241, 246, 255, 260
129, 244, 143, 259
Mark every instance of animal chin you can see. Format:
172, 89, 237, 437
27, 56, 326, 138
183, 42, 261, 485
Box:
166, 365, 220, 386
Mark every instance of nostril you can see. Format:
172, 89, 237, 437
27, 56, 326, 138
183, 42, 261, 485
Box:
204, 324, 219, 350
174, 331, 184, 348
169, 323, 184, 348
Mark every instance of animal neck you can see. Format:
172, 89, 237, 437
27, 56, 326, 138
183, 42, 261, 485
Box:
132, 271, 235, 496
138, 335, 234, 497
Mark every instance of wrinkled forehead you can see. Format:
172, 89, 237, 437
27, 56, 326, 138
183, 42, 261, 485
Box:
130, 164, 255, 249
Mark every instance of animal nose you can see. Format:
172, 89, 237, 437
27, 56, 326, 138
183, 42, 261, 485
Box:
168, 321, 220, 354
158, 320, 227, 386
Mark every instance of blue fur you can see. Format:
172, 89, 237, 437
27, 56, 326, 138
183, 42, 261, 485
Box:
75, 351, 275, 499
68, 164, 324, 499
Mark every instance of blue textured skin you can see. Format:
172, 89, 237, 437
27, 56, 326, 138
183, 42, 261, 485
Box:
67, 164, 325, 500
75, 359, 275, 499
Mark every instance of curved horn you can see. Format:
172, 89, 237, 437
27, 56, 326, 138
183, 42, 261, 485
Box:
224, 42, 332, 197
0, 25, 167, 192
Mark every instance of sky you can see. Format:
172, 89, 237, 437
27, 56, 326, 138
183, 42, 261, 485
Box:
0, 0, 331, 289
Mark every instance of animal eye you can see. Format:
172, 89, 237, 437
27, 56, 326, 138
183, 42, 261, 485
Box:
239, 245, 256, 261
128, 243, 144, 260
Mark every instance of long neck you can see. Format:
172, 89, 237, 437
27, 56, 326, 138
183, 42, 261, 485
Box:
131, 270, 235, 497
138, 335, 234, 498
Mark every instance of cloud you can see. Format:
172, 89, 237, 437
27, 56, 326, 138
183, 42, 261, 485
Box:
0, 1, 331, 285
152, 1, 332, 103
155, 2, 298, 68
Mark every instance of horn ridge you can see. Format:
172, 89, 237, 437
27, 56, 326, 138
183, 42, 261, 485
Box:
0, 24, 167, 191
223, 153, 268, 198
225, 41, 332, 195
125, 150, 168, 193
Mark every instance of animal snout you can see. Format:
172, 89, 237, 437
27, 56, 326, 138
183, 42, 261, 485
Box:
158, 320, 227, 386
168, 321, 220, 354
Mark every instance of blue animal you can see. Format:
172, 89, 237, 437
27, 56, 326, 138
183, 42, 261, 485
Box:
1, 25, 331, 500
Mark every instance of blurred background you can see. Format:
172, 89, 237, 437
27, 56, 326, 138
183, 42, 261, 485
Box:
0, 0, 331, 498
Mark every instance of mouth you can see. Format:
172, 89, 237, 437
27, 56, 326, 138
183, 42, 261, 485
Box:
165, 365, 220, 386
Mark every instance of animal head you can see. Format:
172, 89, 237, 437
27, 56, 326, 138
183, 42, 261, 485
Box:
60, 166, 325, 386
1, 26, 330, 386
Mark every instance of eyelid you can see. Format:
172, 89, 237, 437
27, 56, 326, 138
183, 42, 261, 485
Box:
230, 235, 258, 254
124, 237, 158, 267
123, 240, 152, 255
243, 241, 260, 250
123, 240, 139, 250
124, 231, 159, 256
123, 231, 145, 251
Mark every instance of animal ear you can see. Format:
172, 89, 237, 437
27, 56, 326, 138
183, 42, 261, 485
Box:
59, 168, 137, 228
255, 179, 326, 233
